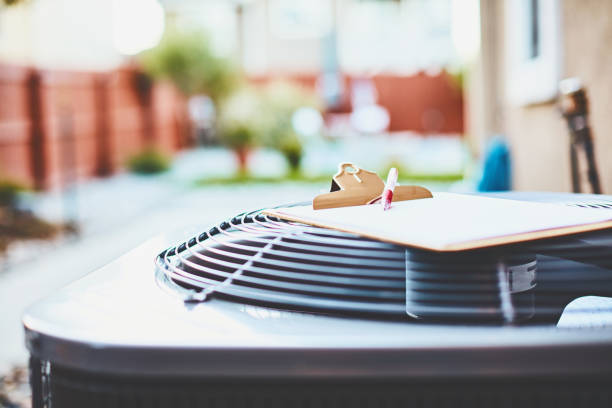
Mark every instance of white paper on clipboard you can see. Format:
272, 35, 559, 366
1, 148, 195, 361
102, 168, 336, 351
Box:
265, 192, 612, 252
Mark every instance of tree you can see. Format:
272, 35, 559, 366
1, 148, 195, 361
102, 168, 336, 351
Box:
139, 29, 239, 103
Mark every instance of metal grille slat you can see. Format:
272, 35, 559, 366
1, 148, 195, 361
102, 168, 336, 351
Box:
173, 250, 405, 300
157, 205, 612, 321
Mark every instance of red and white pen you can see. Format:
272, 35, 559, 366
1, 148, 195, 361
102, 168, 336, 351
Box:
381, 167, 398, 211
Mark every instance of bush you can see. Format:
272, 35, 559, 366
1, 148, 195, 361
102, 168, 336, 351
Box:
217, 87, 267, 172
259, 81, 321, 173
0, 207, 70, 255
217, 81, 322, 175
0, 179, 72, 255
127, 149, 171, 175
0, 179, 26, 207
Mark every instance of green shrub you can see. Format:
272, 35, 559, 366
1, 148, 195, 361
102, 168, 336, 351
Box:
0, 179, 71, 255
278, 136, 303, 174
127, 149, 171, 175
216, 86, 267, 173
259, 81, 321, 173
0, 207, 69, 255
217, 81, 322, 175
0, 179, 26, 207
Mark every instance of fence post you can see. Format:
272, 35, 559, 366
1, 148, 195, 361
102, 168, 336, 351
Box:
94, 74, 113, 176
133, 70, 155, 148
27, 69, 46, 190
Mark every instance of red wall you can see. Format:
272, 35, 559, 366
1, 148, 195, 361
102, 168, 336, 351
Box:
249, 71, 464, 134
372, 72, 463, 133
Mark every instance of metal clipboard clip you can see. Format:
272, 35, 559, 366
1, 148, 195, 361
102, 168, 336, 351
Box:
313, 162, 433, 210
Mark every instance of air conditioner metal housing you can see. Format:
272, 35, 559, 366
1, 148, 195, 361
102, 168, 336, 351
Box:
23, 192, 612, 407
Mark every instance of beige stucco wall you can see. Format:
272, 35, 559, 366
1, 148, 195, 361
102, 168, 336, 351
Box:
562, 0, 612, 193
505, 104, 571, 191
476, 0, 612, 192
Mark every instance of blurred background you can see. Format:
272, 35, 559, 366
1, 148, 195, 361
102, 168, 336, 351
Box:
0, 0, 611, 405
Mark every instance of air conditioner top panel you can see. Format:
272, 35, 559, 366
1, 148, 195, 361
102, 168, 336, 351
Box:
22, 192, 612, 377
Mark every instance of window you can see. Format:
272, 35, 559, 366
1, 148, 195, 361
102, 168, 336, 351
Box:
527, 0, 540, 60
505, 0, 561, 105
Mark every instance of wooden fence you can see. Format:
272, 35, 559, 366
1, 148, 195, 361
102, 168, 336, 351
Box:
0, 64, 187, 189
1, 65, 464, 189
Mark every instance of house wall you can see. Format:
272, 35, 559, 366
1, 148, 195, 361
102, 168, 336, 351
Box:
0, 0, 120, 71
477, 0, 612, 193
562, 0, 612, 193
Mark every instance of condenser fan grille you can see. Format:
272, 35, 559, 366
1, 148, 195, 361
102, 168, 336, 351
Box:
156, 209, 408, 316
156, 204, 612, 323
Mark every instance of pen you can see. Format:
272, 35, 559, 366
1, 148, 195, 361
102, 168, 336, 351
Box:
382, 167, 398, 211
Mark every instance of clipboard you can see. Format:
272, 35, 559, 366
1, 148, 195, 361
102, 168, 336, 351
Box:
264, 164, 612, 252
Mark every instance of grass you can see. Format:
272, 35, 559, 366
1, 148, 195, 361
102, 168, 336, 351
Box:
396, 173, 464, 182
380, 161, 464, 183
195, 170, 463, 186
195, 172, 330, 186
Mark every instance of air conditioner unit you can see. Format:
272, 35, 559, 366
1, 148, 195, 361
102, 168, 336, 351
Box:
24, 192, 612, 407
